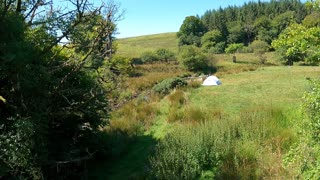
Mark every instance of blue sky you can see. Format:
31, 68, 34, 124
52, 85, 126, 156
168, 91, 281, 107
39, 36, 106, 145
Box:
115, 0, 270, 38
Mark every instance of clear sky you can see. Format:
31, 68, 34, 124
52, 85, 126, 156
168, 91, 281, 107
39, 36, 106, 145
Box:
115, 0, 270, 38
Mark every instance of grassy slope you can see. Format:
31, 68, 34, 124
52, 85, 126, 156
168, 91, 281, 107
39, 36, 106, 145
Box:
115, 32, 178, 58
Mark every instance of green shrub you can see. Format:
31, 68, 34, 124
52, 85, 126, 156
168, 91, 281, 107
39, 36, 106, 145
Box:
208, 42, 226, 54
303, 80, 320, 142
225, 43, 245, 54
152, 77, 187, 95
155, 48, 176, 63
178, 45, 209, 72
140, 51, 159, 64
109, 55, 135, 76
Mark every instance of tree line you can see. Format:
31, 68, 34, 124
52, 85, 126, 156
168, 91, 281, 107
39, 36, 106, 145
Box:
178, 0, 308, 53
177, 0, 320, 65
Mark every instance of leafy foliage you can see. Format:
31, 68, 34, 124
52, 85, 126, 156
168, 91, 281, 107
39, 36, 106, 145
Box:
201, 29, 224, 52
177, 16, 207, 47
155, 48, 175, 63
152, 77, 187, 95
140, 51, 159, 64
303, 80, 320, 142
178, 45, 209, 72
0, 0, 121, 178
201, 0, 307, 46
225, 43, 244, 54
272, 24, 320, 65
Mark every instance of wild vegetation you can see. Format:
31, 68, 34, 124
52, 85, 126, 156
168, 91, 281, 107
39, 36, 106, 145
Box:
1, 0, 320, 179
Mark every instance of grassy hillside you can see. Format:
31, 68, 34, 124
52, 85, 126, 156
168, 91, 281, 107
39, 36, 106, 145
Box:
115, 32, 178, 58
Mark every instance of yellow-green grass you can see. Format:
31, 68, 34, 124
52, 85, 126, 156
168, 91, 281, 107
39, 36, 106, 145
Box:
116, 32, 178, 58
126, 63, 187, 93
209, 52, 282, 77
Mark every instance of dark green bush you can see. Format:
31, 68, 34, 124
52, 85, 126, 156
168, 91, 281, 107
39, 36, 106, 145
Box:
178, 45, 209, 72
152, 77, 187, 95
140, 51, 159, 64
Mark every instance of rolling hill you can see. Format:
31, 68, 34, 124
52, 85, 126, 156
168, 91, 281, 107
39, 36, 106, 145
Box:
115, 32, 178, 58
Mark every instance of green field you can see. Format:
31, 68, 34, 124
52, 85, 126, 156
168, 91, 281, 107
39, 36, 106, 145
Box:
190, 66, 318, 113
116, 32, 178, 58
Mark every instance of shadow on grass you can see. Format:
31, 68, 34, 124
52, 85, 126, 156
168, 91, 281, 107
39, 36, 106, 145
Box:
88, 134, 157, 180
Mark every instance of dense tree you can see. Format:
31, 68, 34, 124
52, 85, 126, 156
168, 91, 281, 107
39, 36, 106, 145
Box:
0, 0, 122, 178
303, 12, 320, 27
201, 30, 224, 52
199, 0, 308, 48
254, 16, 273, 44
227, 21, 246, 44
272, 24, 320, 65
177, 16, 207, 47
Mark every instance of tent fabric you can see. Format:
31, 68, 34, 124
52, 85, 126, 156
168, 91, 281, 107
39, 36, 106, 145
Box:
202, 75, 222, 86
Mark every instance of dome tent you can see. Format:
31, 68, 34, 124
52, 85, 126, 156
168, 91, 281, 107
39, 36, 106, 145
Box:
202, 75, 222, 86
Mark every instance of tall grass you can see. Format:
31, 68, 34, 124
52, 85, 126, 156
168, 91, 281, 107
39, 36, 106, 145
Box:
149, 106, 298, 179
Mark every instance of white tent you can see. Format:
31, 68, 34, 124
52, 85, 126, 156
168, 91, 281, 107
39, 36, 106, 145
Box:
202, 75, 222, 86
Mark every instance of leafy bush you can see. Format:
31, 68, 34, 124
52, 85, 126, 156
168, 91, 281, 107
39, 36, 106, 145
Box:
249, 40, 270, 53
155, 48, 176, 63
225, 43, 245, 54
178, 45, 209, 72
201, 30, 224, 52
208, 42, 226, 54
249, 40, 270, 64
109, 55, 135, 76
152, 77, 187, 95
303, 80, 320, 142
271, 24, 320, 65
140, 51, 159, 64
